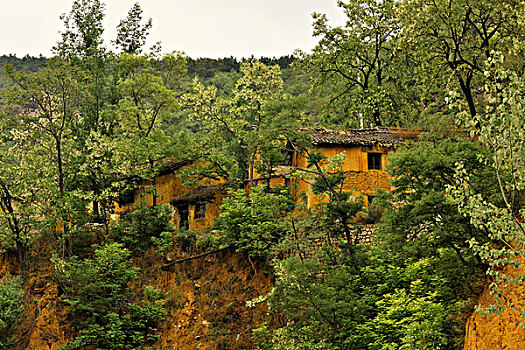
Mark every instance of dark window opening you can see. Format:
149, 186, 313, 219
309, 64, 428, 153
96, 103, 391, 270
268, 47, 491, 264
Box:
117, 188, 135, 206
178, 205, 189, 230
368, 153, 382, 170
195, 203, 206, 219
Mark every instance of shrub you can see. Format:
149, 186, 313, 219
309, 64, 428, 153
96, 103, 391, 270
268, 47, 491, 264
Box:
0, 276, 24, 348
54, 243, 165, 350
112, 203, 174, 254
215, 186, 294, 258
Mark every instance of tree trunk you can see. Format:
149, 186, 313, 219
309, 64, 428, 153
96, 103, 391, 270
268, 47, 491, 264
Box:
56, 138, 72, 256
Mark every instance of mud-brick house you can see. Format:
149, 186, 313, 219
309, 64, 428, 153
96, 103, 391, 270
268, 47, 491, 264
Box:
286, 127, 419, 207
114, 160, 228, 231
115, 127, 418, 231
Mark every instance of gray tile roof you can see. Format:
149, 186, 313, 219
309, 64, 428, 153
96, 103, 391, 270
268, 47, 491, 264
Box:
308, 127, 419, 147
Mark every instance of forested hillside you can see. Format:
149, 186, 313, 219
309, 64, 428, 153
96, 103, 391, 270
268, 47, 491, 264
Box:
0, 0, 524, 349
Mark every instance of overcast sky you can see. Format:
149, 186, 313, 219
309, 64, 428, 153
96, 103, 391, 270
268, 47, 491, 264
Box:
1, 0, 347, 58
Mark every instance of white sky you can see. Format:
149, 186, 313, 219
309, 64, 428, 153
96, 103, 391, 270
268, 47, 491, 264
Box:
0, 0, 347, 58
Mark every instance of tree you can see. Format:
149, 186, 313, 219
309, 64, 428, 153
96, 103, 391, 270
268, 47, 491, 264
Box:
116, 53, 182, 139
448, 52, 525, 318
258, 250, 455, 350
182, 61, 285, 187
380, 137, 494, 276
114, 3, 153, 54
397, 0, 518, 119
0, 277, 24, 349
53, 0, 106, 59
260, 255, 375, 349
216, 186, 294, 258
0, 140, 42, 274
5, 59, 89, 257
115, 52, 185, 206
300, 0, 400, 127
112, 202, 175, 254
286, 140, 364, 259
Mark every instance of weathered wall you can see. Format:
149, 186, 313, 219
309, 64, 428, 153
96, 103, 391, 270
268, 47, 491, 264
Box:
116, 170, 193, 212
292, 144, 393, 207
188, 190, 227, 231
115, 143, 395, 232
464, 264, 525, 350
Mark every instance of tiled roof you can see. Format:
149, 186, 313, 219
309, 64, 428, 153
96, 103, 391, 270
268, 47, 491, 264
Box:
158, 159, 190, 175
171, 184, 227, 206
308, 127, 419, 147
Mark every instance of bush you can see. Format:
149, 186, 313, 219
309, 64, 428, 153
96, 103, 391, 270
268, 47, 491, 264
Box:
53, 243, 165, 350
215, 186, 294, 258
0, 276, 24, 348
112, 203, 174, 254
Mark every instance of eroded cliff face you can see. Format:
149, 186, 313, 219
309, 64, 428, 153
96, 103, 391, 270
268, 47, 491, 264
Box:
464, 264, 525, 350
135, 249, 272, 349
3, 239, 271, 350
1, 238, 73, 350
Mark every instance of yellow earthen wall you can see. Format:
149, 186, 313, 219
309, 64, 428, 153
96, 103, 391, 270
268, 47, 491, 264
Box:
186, 191, 226, 231
292, 145, 393, 206
114, 143, 394, 231
464, 264, 525, 350
114, 172, 189, 215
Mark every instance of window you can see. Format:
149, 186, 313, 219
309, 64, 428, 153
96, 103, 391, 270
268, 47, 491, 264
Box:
194, 203, 206, 219
368, 153, 382, 170
117, 187, 135, 206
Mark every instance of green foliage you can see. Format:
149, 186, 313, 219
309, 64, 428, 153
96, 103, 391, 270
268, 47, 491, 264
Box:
3, 0, 525, 347
380, 137, 494, 258
293, 148, 364, 248
397, 0, 519, 120
216, 186, 294, 258
300, 0, 405, 127
252, 134, 493, 349
4, 58, 92, 257
373, 284, 450, 350
256, 246, 468, 349
0, 125, 42, 273
115, 51, 186, 207
54, 0, 106, 58
373, 135, 495, 346
113, 3, 152, 54
0, 276, 24, 348
113, 202, 174, 254
116, 52, 183, 139
54, 243, 165, 350
265, 253, 375, 348
0, 55, 47, 73
151, 231, 174, 256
